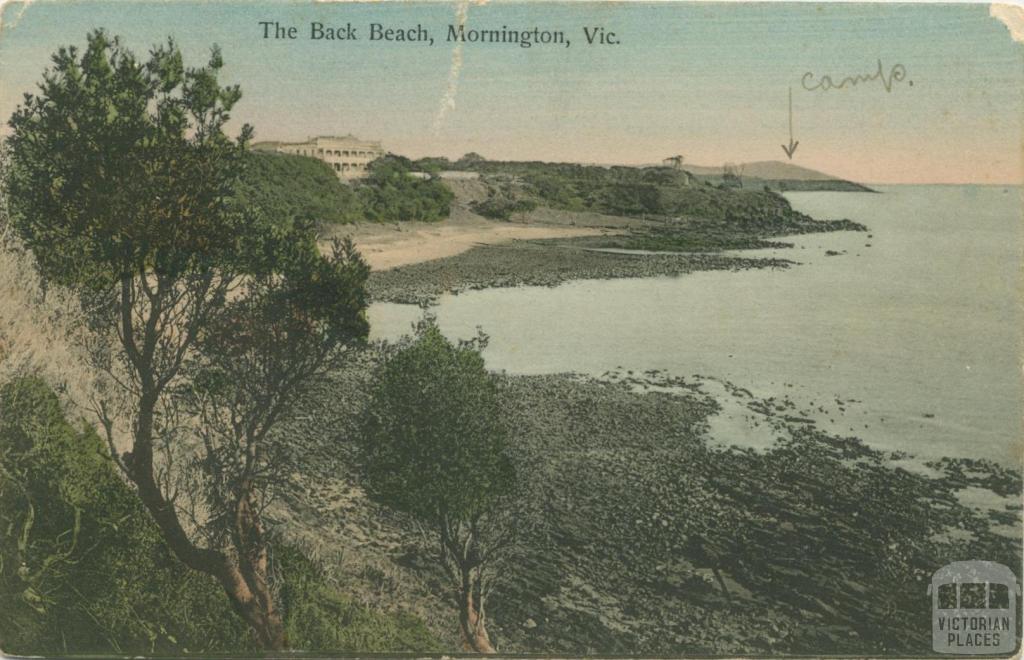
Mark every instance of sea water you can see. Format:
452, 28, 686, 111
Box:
369, 185, 1022, 465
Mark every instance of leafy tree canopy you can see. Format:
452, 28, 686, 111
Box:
359, 319, 513, 525
4, 30, 370, 649
6, 31, 251, 288
357, 320, 517, 652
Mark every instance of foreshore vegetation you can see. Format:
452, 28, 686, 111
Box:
0, 30, 1019, 658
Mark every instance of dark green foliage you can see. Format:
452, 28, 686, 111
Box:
233, 150, 363, 227
0, 377, 442, 655
608, 216, 866, 253
446, 158, 816, 224
0, 377, 251, 655
412, 156, 452, 174
356, 156, 454, 224
455, 152, 486, 168
357, 320, 516, 651
4, 31, 375, 650
770, 178, 876, 193
358, 319, 513, 522
445, 158, 866, 253
471, 196, 537, 221
182, 238, 370, 551
232, 152, 456, 226
656, 185, 803, 224
598, 182, 662, 216
226, 234, 370, 346
6, 30, 249, 289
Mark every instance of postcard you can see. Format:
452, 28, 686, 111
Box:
0, 0, 1021, 657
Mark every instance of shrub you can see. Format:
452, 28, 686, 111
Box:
471, 198, 537, 221
234, 150, 363, 227
356, 156, 454, 223
358, 319, 516, 652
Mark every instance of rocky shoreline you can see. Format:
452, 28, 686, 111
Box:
358, 163, 870, 305
365, 197, 866, 304
277, 365, 1023, 656
294, 185, 1020, 655
368, 238, 794, 305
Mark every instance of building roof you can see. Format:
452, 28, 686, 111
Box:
260, 135, 383, 150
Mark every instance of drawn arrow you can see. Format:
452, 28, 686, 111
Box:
781, 86, 799, 160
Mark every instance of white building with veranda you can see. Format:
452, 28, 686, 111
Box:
254, 135, 385, 180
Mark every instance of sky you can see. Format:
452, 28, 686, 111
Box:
0, 1, 1021, 184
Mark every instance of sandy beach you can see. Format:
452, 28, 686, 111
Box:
331, 206, 614, 271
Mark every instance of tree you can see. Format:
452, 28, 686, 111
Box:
4, 31, 369, 649
174, 234, 368, 647
0, 377, 253, 655
358, 319, 516, 653
457, 152, 486, 167
722, 162, 744, 188
357, 155, 454, 223
0, 377, 442, 655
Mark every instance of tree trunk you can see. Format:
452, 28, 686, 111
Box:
459, 586, 495, 653
234, 482, 287, 650
129, 442, 287, 649
126, 384, 287, 649
217, 559, 287, 650
115, 276, 289, 650
245, 604, 286, 650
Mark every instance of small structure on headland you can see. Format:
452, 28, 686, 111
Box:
661, 154, 695, 186
662, 154, 685, 169
253, 135, 384, 179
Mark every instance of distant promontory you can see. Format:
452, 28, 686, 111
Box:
684, 160, 877, 192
